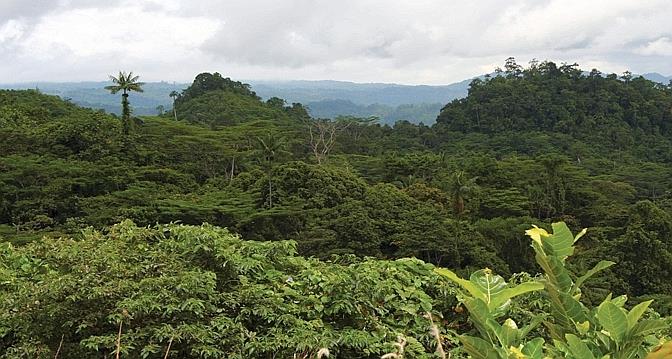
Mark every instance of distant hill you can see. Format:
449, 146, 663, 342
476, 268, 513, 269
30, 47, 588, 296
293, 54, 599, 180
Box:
0, 78, 474, 123
0, 81, 186, 116
248, 79, 472, 106
304, 99, 442, 125
249, 79, 474, 124
3, 72, 668, 124
642, 73, 672, 84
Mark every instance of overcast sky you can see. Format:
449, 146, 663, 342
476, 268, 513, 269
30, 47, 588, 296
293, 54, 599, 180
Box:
1, 0, 671, 85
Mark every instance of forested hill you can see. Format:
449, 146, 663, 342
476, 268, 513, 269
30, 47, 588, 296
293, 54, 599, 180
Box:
436, 61, 672, 162
2, 63, 672, 357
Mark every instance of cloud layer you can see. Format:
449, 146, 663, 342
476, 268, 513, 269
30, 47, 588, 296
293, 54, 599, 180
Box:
1, 0, 671, 84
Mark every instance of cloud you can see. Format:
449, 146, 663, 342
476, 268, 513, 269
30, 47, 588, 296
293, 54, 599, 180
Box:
1, 0, 672, 84
636, 37, 672, 56
0, 0, 57, 23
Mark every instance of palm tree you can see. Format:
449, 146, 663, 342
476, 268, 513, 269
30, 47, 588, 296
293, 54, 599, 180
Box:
254, 133, 289, 208
105, 71, 144, 133
447, 170, 478, 218
169, 90, 179, 121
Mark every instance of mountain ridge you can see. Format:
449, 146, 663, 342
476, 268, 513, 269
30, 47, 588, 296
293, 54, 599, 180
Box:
1, 72, 669, 123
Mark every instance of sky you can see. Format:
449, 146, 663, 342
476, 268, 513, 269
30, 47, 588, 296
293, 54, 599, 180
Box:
1, 0, 671, 85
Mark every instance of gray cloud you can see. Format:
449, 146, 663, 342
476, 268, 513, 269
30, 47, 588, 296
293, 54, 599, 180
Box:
1, 0, 672, 84
0, 0, 56, 22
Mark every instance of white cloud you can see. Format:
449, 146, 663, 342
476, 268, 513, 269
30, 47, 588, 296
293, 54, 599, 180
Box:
1, 0, 672, 84
636, 37, 672, 56
0, 20, 26, 43
23, 7, 218, 59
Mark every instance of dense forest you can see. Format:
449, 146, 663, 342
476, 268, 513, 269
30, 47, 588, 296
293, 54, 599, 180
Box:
1, 60, 672, 358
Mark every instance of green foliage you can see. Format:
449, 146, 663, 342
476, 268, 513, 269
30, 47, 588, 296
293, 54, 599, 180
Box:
0, 222, 457, 358
3, 62, 672, 346
436, 222, 669, 358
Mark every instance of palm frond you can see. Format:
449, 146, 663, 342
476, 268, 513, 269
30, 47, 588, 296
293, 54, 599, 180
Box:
105, 70, 144, 94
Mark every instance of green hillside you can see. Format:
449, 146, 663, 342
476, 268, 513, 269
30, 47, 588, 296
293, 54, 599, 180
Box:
2, 62, 672, 357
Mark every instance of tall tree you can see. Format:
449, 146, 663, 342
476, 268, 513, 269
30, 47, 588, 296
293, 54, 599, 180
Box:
105, 71, 144, 134
254, 133, 288, 208
446, 170, 478, 218
307, 118, 351, 165
169, 90, 179, 121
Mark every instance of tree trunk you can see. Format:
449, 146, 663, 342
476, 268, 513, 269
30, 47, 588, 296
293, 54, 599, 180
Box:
229, 157, 235, 183
121, 93, 130, 135
268, 177, 273, 208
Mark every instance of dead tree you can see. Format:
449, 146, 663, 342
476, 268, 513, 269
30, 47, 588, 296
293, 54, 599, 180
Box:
307, 119, 351, 165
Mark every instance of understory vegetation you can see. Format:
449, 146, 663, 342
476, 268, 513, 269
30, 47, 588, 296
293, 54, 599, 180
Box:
1, 59, 672, 357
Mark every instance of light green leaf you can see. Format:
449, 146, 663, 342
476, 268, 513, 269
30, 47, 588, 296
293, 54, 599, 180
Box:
597, 301, 628, 344
573, 260, 615, 292
521, 338, 545, 359
471, 269, 507, 305
458, 335, 500, 359
497, 318, 519, 348
489, 281, 545, 311
573, 228, 587, 243
544, 222, 575, 260
534, 243, 573, 293
626, 300, 652, 329
434, 268, 486, 302
612, 295, 628, 307
546, 285, 586, 331
463, 297, 500, 344
565, 334, 596, 359
575, 321, 590, 336
628, 319, 668, 338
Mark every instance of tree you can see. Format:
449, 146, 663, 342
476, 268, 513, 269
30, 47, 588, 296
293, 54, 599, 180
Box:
307, 118, 351, 165
105, 71, 144, 134
254, 133, 289, 208
169, 90, 179, 121
445, 170, 478, 218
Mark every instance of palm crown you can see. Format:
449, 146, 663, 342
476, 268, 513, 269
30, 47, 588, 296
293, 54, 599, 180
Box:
105, 71, 145, 95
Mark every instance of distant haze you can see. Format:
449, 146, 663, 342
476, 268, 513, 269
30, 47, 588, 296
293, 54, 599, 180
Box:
2, 73, 670, 125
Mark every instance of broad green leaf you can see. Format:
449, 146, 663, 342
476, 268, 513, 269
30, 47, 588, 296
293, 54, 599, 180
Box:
463, 297, 500, 344
573, 260, 615, 292
626, 300, 652, 329
552, 338, 572, 356
458, 335, 500, 359
497, 318, 519, 348
565, 334, 596, 359
534, 243, 573, 293
628, 319, 669, 338
434, 268, 486, 302
597, 301, 628, 344
471, 269, 507, 305
543, 222, 575, 261
489, 281, 545, 311
547, 287, 587, 331
521, 338, 545, 359
612, 295, 628, 308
